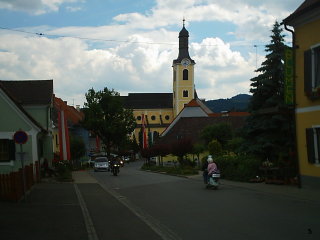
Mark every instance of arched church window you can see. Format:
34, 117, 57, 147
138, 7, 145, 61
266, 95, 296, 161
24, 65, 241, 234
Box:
137, 116, 141, 121
183, 69, 188, 80
183, 90, 189, 97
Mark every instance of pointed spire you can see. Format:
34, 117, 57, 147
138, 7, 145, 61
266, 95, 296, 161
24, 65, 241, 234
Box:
183, 17, 185, 27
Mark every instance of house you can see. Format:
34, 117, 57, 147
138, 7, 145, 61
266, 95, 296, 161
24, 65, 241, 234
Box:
0, 80, 53, 201
283, 0, 320, 188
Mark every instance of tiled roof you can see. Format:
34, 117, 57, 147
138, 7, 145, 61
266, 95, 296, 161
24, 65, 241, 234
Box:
0, 82, 45, 131
0, 80, 53, 105
122, 93, 173, 109
54, 96, 84, 125
283, 0, 320, 24
157, 116, 247, 145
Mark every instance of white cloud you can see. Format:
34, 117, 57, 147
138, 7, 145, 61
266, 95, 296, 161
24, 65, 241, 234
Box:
0, 0, 82, 14
0, 0, 301, 106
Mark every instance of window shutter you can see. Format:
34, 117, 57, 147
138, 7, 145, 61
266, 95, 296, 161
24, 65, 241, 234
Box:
9, 140, 16, 160
306, 128, 315, 163
304, 49, 312, 93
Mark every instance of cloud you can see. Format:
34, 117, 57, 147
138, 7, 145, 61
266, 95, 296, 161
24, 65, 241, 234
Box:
0, 0, 300, 106
0, 28, 257, 105
0, 0, 82, 14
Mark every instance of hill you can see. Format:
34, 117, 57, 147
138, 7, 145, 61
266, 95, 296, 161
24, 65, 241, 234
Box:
204, 94, 251, 113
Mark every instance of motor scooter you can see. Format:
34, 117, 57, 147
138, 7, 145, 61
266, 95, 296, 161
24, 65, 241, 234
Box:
206, 171, 220, 189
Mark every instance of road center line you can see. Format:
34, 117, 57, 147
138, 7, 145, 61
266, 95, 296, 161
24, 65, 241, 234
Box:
74, 183, 99, 240
98, 182, 182, 240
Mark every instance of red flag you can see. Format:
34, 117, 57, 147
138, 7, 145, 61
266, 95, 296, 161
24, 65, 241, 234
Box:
141, 114, 148, 149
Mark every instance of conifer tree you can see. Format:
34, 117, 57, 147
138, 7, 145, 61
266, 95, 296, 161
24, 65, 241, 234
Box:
244, 21, 295, 164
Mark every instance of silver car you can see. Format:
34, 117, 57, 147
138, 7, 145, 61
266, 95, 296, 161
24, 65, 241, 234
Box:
94, 157, 109, 172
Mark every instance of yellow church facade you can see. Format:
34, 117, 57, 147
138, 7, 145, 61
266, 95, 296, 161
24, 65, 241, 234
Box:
123, 23, 196, 146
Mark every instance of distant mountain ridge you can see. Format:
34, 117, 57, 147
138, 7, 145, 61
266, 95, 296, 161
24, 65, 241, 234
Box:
204, 94, 251, 113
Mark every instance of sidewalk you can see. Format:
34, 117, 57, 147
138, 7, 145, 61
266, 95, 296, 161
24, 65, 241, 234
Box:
0, 181, 87, 240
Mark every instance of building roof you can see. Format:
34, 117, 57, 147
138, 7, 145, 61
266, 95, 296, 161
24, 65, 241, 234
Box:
0, 80, 53, 105
283, 0, 320, 25
54, 96, 84, 125
122, 93, 173, 109
208, 111, 250, 117
186, 98, 213, 114
0, 81, 46, 131
156, 116, 247, 145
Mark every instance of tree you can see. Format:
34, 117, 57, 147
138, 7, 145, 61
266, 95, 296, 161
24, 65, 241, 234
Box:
207, 139, 223, 156
201, 123, 233, 147
82, 87, 136, 156
170, 138, 194, 166
244, 21, 295, 162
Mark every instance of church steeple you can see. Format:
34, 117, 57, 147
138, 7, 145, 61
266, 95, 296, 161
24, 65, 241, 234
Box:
173, 20, 194, 65
172, 20, 195, 117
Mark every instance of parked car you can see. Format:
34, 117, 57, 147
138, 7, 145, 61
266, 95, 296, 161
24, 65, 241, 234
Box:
94, 157, 109, 172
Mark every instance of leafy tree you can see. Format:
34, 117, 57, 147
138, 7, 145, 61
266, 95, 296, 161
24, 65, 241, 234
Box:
201, 123, 233, 147
207, 139, 223, 156
82, 87, 136, 157
170, 138, 194, 166
191, 143, 206, 166
244, 21, 295, 162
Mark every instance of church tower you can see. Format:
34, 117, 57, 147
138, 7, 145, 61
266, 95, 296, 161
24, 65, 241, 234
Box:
172, 20, 195, 117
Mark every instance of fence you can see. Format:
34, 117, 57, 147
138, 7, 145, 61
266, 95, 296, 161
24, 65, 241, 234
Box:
0, 162, 38, 201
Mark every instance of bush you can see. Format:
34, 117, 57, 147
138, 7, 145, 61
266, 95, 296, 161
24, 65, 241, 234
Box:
214, 154, 261, 182
55, 160, 73, 181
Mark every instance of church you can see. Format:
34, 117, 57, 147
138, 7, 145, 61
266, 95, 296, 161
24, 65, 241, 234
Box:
122, 22, 204, 146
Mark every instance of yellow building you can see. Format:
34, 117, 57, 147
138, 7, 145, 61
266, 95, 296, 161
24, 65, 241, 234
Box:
123, 23, 196, 146
284, 0, 320, 188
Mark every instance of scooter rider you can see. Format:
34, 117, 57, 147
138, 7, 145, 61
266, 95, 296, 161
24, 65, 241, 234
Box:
202, 155, 215, 184
207, 155, 218, 176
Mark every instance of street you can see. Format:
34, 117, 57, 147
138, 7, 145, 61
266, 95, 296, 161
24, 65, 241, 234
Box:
1, 161, 319, 240
88, 161, 320, 240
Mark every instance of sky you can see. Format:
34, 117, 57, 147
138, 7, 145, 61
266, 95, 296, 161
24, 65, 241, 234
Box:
0, 0, 302, 107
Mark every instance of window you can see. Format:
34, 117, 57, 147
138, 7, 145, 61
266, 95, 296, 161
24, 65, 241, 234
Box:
151, 115, 156, 121
183, 69, 188, 80
183, 90, 189, 97
173, 70, 176, 81
165, 115, 170, 120
304, 45, 320, 99
137, 116, 141, 121
0, 139, 15, 162
306, 127, 320, 164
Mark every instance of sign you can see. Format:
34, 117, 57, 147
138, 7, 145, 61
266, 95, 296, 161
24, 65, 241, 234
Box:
13, 130, 28, 144
284, 47, 294, 105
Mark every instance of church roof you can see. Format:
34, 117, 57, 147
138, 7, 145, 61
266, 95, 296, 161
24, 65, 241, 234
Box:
179, 26, 189, 38
0, 80, 53, 105
122, 93, 173, 109
156, 116, 247, 145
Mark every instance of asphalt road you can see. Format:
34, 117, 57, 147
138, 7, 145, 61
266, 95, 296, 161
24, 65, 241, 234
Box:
89, 161, 320, 240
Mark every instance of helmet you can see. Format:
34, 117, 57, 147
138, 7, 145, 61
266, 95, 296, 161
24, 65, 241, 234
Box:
207, 155, 213, 163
